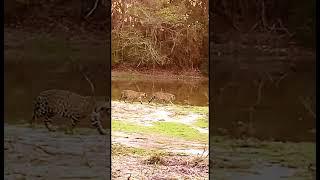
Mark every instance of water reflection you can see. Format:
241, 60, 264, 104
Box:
112, 79, 209, 106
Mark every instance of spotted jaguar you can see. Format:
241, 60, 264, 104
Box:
31, 89, 110, 135
119, 90, 147, 104
148, 92, 175, 105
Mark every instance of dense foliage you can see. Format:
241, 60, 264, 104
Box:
112, 0, 208, 70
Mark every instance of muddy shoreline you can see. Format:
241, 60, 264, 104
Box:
4, 100, 315, 179
5, 123, 315, 180
111, 69, 208, 82
4, 124, 110, 180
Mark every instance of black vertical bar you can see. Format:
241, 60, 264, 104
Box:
106, 0, 112, 179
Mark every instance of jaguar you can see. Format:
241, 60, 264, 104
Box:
119, 90, 147, 104
148, 92, 175, 105
31, 89, 110, 135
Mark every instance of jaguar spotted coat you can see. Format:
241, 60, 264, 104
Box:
31, 89, 110, 135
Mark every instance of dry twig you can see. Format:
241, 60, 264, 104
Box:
85, 0, 100, 19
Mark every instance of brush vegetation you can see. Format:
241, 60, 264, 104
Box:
112, 0, 208, 70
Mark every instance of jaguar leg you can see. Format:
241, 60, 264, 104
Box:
44, 117, 57, 132
68, 116, 80, 134
91, 113, 107, 135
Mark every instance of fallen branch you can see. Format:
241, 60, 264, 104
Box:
34, 144, 57, 156
85, 0, 100, 19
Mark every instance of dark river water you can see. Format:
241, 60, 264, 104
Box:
4, 61, 111, 127
211, 55, 316, 142
112, 79, 208, 106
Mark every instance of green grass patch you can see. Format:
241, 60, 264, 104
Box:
112, 120, 147, 133
112, 120, 208, 142
152, 122, 207, 142
194, 117, 208, 128
188, 106, 208, 114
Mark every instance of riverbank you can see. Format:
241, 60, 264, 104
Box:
4, 101, 315, 179
111, 101, 315, 179
4, 123, 315, 179
112, 68, 208, 82
111, 101, 209, 179
212, 136, 315, 180
4, 124, 110, 180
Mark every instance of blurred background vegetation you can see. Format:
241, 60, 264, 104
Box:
211, 0, 315, 48
4, 0, 315, 68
